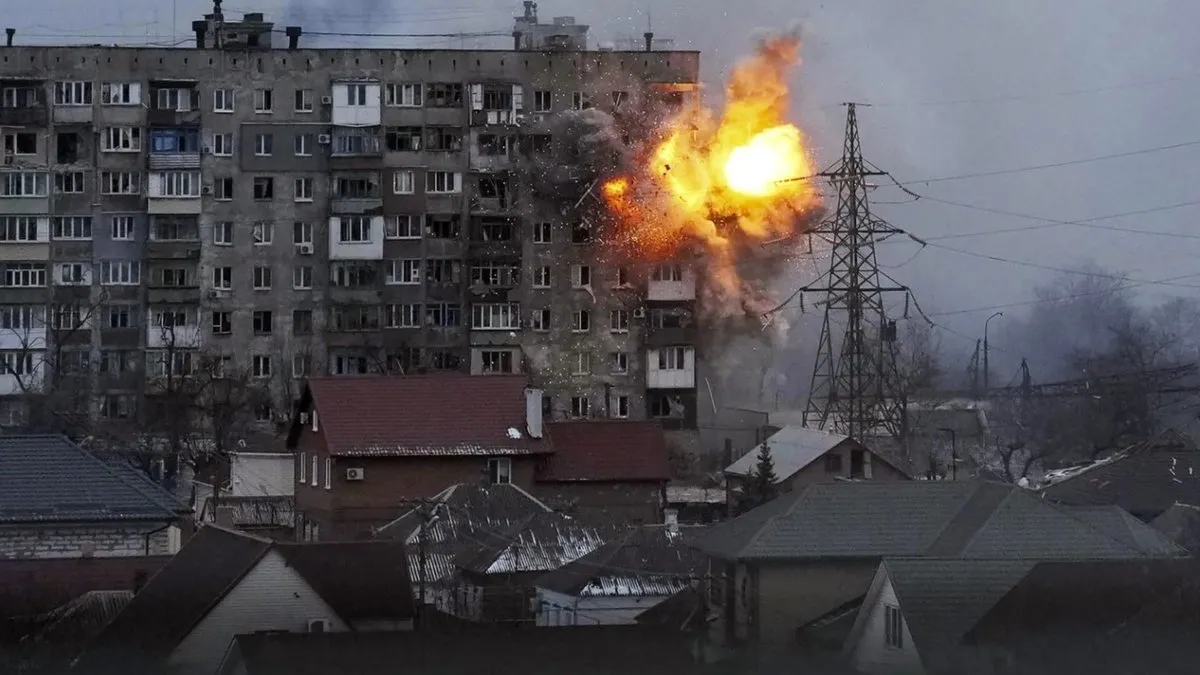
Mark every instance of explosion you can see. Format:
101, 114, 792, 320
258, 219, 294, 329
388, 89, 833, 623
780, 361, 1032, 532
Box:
601, 34, 820, 310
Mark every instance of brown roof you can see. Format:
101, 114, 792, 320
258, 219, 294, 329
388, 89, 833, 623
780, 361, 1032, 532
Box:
76, 526, 414, 672
0, 555, 170, 617
541, 420, 671, 482
303, 375, 548, 457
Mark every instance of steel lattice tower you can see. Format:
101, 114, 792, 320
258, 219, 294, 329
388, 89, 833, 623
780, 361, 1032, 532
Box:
802, 103, 910, 442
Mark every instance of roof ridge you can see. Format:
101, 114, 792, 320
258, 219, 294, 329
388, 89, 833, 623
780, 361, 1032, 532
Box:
71, 436, 185, 518
925, 482, 1014, 556
1044, 499, 1149, 557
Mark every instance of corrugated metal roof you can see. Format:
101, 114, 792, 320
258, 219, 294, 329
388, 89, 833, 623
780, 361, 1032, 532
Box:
484, 521, 606, 574
537, 525, 709, 598
724, 426, 849, 480
338, 444, 544, 458
579, 575, 691, 597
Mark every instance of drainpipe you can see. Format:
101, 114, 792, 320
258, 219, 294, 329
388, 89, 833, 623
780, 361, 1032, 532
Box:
143, 522, 172, 555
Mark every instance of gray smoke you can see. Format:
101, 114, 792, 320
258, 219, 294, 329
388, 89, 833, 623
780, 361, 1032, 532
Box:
283, 0, 387, 47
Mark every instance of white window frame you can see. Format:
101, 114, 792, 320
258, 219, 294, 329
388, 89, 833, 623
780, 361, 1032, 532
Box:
487, 458, 512, 485
294, 177, 314, 202
471, 303, 521, 330
392, 170, 415, 195
384, 215, 420, 239
213, 88, 234, 113
294, 133, 312, 157
253, 88, 273, 113
2, 263, 47, 288
533, 222, 551, 244
613, 395, 630, 418
213, 222, 233, 246
574, 352, 591, 375
1, 172, 50, 197
52, 216, 92, 240
101, 82, 140, 106
425, 171, 461, 194
570, 396, 591, 418
337, 217, 372, 243
100, 171, 140, 195
611, 352, 629, 374
100, 261, 140, 286
293, 265, 313, 290
295, 88, 314, 113
0, 217, 40, 243
252, 355, 272, 378
610, 310, 629, 333
298, 452, 307, 483
293, 221, 314, 245
386, 83, 423, 107
571, 264, 591, 288
345, 84, 369, 106
532, 266, 551, 289
56, 262, 88, 286
572, 310, 591, 333
386, 259, 422, 285
254, 133, 273, 157
155, 171, 200, 198
253, 266, 273, 290
212, 266, 232, 290
101, 127, 142, 152
657, 346, 689, 370
385, 303, 420, 328
530, 309, 550, 332
252, 222, 274, 246
211, 132, 233, 156
55, 171, 85, 194
54, 81, 93, 106
110, 216, 135, 241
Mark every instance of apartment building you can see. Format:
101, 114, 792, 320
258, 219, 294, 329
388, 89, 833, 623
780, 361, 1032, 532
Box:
0, 4, 702, 442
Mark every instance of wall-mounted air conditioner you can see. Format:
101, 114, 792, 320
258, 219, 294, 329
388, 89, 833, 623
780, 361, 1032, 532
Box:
345, 467, 364, 481
296, 243, 314, 255
317, 134, 331, 145
632, 307, 646, 319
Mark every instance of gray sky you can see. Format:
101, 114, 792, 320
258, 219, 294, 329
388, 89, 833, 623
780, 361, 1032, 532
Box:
15, 0, 1200, 371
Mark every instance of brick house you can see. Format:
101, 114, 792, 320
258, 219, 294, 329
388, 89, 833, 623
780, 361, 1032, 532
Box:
537, 420, 672, 524
288, 375, 550, 541
0, 435, 190, 562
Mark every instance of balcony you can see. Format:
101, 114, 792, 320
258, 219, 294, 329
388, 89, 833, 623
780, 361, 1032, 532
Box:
468, 217, 521, 258
148, 129, 201, 170
468, 131, 516, 172
0, 82, 48, 127
331, 173, 383, 215
331, 130, 384, 158
468, 83, 523, 127
468, 176, 518, 214
147, 264, 200, 303
147, 86, 201, 126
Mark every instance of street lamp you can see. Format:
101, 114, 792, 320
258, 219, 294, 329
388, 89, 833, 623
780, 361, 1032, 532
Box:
938, 427, 958, 481
984, 312, 1004, 394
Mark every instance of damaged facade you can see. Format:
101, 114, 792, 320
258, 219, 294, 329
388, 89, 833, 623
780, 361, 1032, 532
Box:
0, 5, 703, 450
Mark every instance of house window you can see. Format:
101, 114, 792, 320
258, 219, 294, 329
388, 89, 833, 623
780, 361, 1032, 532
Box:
610, 310, 628, 332
55, 171, 85, 194
101, 127, 141, 152
254, 133, 273, 156
487, 458, 512, 485
385, 303, 420, 328
425, 171, 461, 194
392, 170, 415, 194
571, 265, 591, 288
211, 132, 233, 156
294, 221, 314, 245
252, 266, 273, 290
253, 355, 272, 378
653, 264, 684, 282
311, 455, 318, 486
213, 88, 234, 112
386, 83, 423, 107
657, 347, 688, 370
293, 266, 313, 290
254, 88, 274, 113
253, 222, 274, 245
572, 310, 590, 332
100, 261, 140, 285
480, 350, 514, 374
884, 605, 904, 649
573, 352, 591, 375
532, 266, 551, 288
824, 453, 843, 473
345, 84, 368, 106
570, 396, 590, 418
338, 217, 371, 243
613, 395, 629, 418
386, 259, 421, 285
324, 457, 332, 489
571, 91, 591, 110
471, 303, 521, 330
294, 177, 313, 201
298, 452, 307, 483
0, 217, 39, 242
54, 81, 93, 106
100, 171, 139, 195
110, 216, 134, 241
385, 215, 421, 239
610, 352, 629, 374
530, 309, 550, 332
52, 217, 92, 241
295, 89, 314, 112
533, 222, 551, 243
213, 222, 233, 246
294, 134, 313, 156
533, 90, 551, 112
253, 177, 274, 200
211, 311, 232, 335
102, 82, 141, 105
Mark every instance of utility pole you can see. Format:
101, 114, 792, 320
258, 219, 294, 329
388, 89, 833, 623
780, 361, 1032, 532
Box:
967, 340, 981, 398
984, 311, 1004, 393
801, 103, 913, 443
416, 504, 429, 627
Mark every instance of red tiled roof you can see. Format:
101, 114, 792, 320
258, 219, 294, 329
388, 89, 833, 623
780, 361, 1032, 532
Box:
541, 420, 671, 482
306, 374, 547, 458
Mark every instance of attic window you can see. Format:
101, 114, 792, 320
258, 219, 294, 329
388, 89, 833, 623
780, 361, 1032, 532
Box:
884, 605, 903, 648
823, 453, 843, 473
487, 457, 512, 485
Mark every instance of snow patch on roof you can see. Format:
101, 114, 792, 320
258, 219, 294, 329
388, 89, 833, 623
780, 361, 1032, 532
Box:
507, 427, 522, 440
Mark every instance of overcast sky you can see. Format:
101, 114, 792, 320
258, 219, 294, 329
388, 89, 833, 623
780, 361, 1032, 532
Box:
15, 0, 1200, 371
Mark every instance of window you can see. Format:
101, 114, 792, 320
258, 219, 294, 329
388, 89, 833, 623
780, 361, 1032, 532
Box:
153, 171, 200, 197
1, 263, 45, 287
884, 605, 904, 649
254, 133, 273, 156
53, 305, 87, 331
253, 266, 272, 290
253, 177, 274, 200
100, 261, 140, 285
54, 81, 93, 106
0, 172, 48, 197
253, 88, 274, 113
425, 127, 462, 152
150, 217, 198, 241
386, 83, 423, 107
212, 266, 232, 290
426, 83, 464, 107
293, 221, 313, 245
100, 171, 140, 195
616, 267, 630, 286
657, 346, 689, 370
425, 171, 461, 194
533, 90, 551, 112
533, 221, 551, 244
293, 309, 314, 335
610, 352, 629, 374
572, 221, 592, 243
392, 170, 415, 194
4, 132, 36, 155
571, 265, 591, 288
426, 214, 461, 239
480, 350, 514, 373
425, 303, 462, 327
570, 396, 591, 418
102, 82, 140, 105
211, 132, 233, 156
344, 84, 368, 106
110, 216, 134, 241
155, 88, 195, 112
152, 308, 190, 329
52, 216, 91, 240
384, 215, 420, 239
294, 133, 312, 156
337, 217, 371, 243
57, 262, 87, 285
101, 127, 141, 152
572, 310, 591, 332
0, 352, 35, 377
0, 217, 40, 242
385, 126, 422, 152
253, 355, 272, 378
253, 311, 273, 335
105, 305, 137, 330
213, 88, 234, 112
211, 311, 232, 335
609, 310, 630, 333
653, 264, 684, 282
532, 266, 551, 288
329, 305, 381, 332
329, 262, 377, 288
213, 177, 234, 200
613, 395, 630, 418
471, 303, 521, 330
386, 259, 421, 285
572, 91, 592, 110
573, 352, 592, 375
292, 353, 311, 378
55, 171, 85, 194
293, 266, 313, 290
213, 221, 233, 246
0, 305, 44, 330
530, 309, 550, 332
470, 262, 519, 287
612, 90, 629, 108
298, 452, 307, 483
824, 453, 844, 473
294, 177, 313, 201
294, 88, 314, 112
385, 303, 420, 328
487, 458, 512, 485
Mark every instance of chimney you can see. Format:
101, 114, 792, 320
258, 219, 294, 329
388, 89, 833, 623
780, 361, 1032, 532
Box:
191, 21, 207, 48
643, 31, 654, 52
512, 30, 522, 51
285, 26, 302, 50
525, 388, 544, 439
215, 505, 236, 529
523, 0, 537, 20
664, 509, 679, 534
5, 29, 14, 47
723, 438, 734, 468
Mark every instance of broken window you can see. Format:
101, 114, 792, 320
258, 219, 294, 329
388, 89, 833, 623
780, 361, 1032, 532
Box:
150, 217, 199, 241
650, 307, 692, 329
476, 177, 512, 209
332, 175, 380, 199
3, 132, 36, 155
481, 87, 513, 111
470, 263, 519, 287
426, 259, 462, 284
425, 303, 462, 327
425, 214, 461, 239
56, 133, 79, 163
293, 309, 313, 335
425, 127, 463, 152
385, 126, 423, 152
426, 83, 464, 108
477, 133, 511, 156
387, 348, 422, 374
571, 220, 592, 243
329, 262, 378, 288
430, 350, 461, 371
329, 305, 380, 331
475, 218, 514, 242
649, 394, 686, 418
480, 351, 514, 374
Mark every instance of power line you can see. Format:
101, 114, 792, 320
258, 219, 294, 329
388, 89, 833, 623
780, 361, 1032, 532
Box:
925, 270, 1200, 318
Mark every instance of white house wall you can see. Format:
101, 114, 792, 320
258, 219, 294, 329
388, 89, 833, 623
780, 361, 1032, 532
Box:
330, 82, 382, 126
647, 268, 697, 301
850, 576, 924, 675
229, 454, 295, 497
327, 216, 384, 260
536, 588, 674, 626
168, 549, 348, 675
0, 523, 176, 559
646, 347, 696, 389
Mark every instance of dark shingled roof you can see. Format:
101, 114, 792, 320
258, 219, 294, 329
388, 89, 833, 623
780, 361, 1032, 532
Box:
694, 480, 1177, 562
1036, 432, 1200, 519
1152, 503, 1200, 553
225, 625, 698, 675
541, 420, 671, 482
298, 375, 549, 457
0, 435, 187, 524
77, 526, 414, 672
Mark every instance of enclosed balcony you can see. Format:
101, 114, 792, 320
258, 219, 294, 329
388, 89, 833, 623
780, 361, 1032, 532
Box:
468, 175, 518, 214
148, 128, 201, 170
0, 80, 48, 127
330, 172, 382, 214
331, 128, 384, 157
148, 82, 201, 126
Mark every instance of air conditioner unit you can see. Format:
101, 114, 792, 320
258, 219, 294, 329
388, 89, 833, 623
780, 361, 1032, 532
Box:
317, 134, 331, 145
201, 185, 213, 195
321, 96, 333, 105
345, 467, 365, 481
632, 307, 646, 319
306, 618, 331, 633
296, 243, 314, 255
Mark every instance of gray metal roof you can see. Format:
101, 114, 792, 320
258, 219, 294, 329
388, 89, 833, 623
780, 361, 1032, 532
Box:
724, 426, 849, 480
694, 480, 1168, 562
0, 435, 187, 524
1062, 505, 1185, 557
